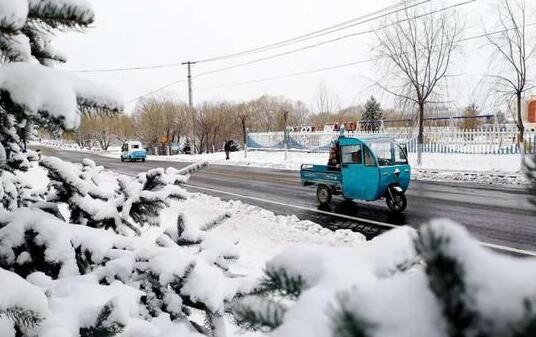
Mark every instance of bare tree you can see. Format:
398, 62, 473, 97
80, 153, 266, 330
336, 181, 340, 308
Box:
375, 5, 463, 164
113, 115, 136, 143
72, 115, 94, 149
314, 82, 339, 115
132, 98, 191, 154
235, 101, 257, 147
487, 0, 535, 158
80, 114, 115, 150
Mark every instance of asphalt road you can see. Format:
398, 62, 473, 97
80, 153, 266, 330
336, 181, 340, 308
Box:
36, 147, 536, 254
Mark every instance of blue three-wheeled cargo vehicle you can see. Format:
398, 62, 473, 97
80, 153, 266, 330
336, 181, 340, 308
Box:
300, 136, 411, 213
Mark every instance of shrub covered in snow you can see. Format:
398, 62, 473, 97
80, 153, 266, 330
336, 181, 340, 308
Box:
0, 156, 258, 337
232, 220, 536, 337
38, 157, 202, 235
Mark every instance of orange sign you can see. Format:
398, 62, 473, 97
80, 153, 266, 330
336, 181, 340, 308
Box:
529, 99, 536, 123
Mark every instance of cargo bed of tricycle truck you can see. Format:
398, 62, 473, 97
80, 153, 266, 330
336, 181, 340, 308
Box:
300, 164, 341, 188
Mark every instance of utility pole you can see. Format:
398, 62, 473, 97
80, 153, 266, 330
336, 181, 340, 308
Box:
283, 110, 289, 161
182, 61, 197, 154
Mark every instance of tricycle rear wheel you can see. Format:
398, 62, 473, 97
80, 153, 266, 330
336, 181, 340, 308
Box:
316, 185, 332, 206
386, 191, 407, 213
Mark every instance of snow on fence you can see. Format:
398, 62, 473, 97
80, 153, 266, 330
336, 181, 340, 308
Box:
246, 127, 536, 155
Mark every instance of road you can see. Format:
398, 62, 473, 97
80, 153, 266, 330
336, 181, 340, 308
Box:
37, 147, 536, 255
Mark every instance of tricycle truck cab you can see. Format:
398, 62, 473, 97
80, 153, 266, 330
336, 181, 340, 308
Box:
300, 135, 411, 212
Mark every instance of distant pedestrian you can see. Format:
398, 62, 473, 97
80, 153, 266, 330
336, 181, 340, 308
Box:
224, 140, 232, 160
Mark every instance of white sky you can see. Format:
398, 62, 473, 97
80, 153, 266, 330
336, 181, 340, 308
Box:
54, 0, 535, 114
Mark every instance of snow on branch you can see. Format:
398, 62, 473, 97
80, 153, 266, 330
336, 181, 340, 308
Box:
0, 0, 29, 33
175, 161, 209, 176
27, 0, 95, 30
0, 33, 32, 62
22, 27, 66, 65
0, 63, 123, 131
0, 267, 47, 333
0, 207, 251, 337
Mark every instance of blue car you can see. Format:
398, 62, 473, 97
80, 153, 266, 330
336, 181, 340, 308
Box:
300, 136, 411, 212
121, 141, 147, 162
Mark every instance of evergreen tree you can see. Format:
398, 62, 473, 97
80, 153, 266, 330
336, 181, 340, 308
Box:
460, 103, 482, 130
362, 96, 383, 131
0, 0, 121, 211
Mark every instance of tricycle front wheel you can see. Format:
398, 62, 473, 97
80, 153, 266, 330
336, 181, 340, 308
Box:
316, 185, 332, 206
386, 191, 407, 213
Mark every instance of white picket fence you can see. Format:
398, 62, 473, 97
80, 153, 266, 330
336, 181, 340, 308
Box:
246, 127, 536, 155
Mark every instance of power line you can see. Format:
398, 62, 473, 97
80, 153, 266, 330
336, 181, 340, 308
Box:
194, 22, 536, 91
193, 0, 476, 79
196, 59, 376, 90
66, 0, 430, 74
128, 79, 187, 103
193, 0, 430, 63
131, 2, 533, 102
66, 63, 183, 73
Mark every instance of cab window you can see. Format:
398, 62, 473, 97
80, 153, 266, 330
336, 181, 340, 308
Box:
341, 145, 362, 164
364, 146, 376, 166
132, 144, 140, 149
395, 144, 408, 164
368, 142, 393, 166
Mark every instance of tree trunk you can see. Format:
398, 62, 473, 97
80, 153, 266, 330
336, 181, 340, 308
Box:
417, 102, 425, 166
241, 118, 247, 148
517, 93, 525, 160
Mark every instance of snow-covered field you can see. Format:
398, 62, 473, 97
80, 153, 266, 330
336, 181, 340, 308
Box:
37, 141, 528, 185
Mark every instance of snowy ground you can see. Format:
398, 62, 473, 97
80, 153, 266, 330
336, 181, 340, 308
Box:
5, 157, 536, 337
36, 140, 528, 185
18, 161, 365, 267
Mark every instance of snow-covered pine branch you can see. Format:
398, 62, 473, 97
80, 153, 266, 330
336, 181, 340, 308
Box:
0, 0, 122, 179
0, 208, 252, 337
0, 0, 29, 34
0, 267, 47, 337
39, 156, 208, 236
232, 221, 536, 337
27, 0, 95, 30
231, 296, 287, 333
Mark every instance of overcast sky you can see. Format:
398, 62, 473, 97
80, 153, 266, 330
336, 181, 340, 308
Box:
54, 0, 535, 114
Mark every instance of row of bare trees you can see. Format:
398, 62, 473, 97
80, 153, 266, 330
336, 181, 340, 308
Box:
61, 95, 312, 154
62, 114, 135, 150
59, 95, 494, 154
374, 0, 534, 163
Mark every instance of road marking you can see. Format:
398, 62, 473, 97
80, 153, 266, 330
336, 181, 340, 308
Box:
184, 184, 398, 229
479, 242, 536, 257
184, 183, 536, 258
